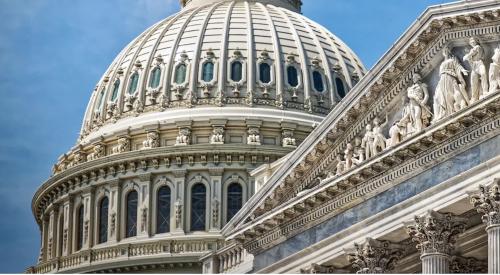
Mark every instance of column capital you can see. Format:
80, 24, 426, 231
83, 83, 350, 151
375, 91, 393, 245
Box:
450, 256, 487, 273
345, 238, 405, 274
469, 179, 500, 228
300, 263, 350, 274
405, 210, 467, 255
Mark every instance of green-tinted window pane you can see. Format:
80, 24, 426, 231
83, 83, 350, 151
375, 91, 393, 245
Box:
111, 80, 120, 101
128, 73, 139, 95
174, 64, 187, 84
231, 61, 242, 82
287, 66, 299, 87
149, 67, 161, 88
202, 62, 214, 82
97, 89, 105, 111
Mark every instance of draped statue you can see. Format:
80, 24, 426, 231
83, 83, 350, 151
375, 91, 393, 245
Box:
463, 37, 488, 102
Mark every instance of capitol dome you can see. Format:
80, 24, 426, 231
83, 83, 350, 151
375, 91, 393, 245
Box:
30, 0, 366, 273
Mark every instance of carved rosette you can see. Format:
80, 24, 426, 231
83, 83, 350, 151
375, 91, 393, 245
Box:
346, 238, 404, 274
406, 210, 467, 255
469, 179, 500, 227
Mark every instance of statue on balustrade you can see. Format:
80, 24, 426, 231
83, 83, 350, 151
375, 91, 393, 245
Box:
489, 46, 500, 95
464, 37, 488, 102
433, 46, 469, 123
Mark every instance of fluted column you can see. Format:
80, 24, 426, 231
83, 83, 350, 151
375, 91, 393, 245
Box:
406, 210, 466, 274
469, 179, 500, 274
345, 238, 404, 274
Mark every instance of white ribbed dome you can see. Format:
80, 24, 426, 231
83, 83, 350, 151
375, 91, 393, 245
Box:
80, 0, 365, 140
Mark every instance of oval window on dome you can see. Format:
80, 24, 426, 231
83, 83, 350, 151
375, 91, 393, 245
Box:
313, 71, 325, 92
259, 63, 271, 84
231, 61, 243, 82
336, 77, 346, 98
174, 64, 187, 84
149, 67, 161, 89
202, 62, 214, 82
111, 80, 120, 101
287, 66, 299, 87
128, 73, 139, 95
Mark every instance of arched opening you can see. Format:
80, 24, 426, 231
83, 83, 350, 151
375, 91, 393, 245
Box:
156, 186, 171, 234
230, 61, 243, 82
58, 213, 64, 257
149, 67, 162, 89
76, 205, 84, 251
313, 71, 325, 92
336, 77, 346, 98
98, 197, 109, 244
287, 66, 299, 87
227, 183, 243, 223
128, 73, 139, 95
202, 62, 214, 82
174, 64, 187, 84
111, 80, 120, 101
96, 88, 106, 111
191, 184, 206, 231
126, 191, 138, 238
259, 63, 271, 84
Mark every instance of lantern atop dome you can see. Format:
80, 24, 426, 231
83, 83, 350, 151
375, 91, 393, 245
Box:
180, 0, 302, 13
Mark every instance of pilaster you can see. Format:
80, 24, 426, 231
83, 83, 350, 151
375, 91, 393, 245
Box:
173, 169, 187, 234
39, 214, 48, 263
405, 210, 467, 274
62, 198, 73, 256
209, 168, 223, 231
108, 179, 120, 244
345, 238, 404, 274
136, 173, 152, 238
47, 207, 58, 260
469, 179, 500, 274
81, 188, 95, 250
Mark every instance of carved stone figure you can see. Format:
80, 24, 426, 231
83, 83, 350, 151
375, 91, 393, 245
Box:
141, 207, 148, 232
62, 229, 68, 252
106, 101, 117, 119
124, 94, 137, 111
110, 212, 116, 236
463, 37, 488, 102
146, 89, 161, 105
175, 200, 183, 229
88, 143, 105, 160
353, 137, 365, 165
371, 117, 387, 155
433, 46, 469, 123
143, 131, 160, 149
158, 93, 169, 109
361, 124, 375, 160
406, 73, 431, 134
210, 127, 225, 144
133, 98, 144, 113
387, 120, 405, 148
344, 143, 354, 170
282, 129, 297, 148
247, 127, 261, 145
112, 137, 130, 154
488, 46, 500, 95
335, 155, 345, 176
175, 128, 191, 146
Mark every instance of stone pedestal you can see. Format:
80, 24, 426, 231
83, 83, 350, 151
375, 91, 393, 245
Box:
470, 180, 500, 274
406, 210, 466, 274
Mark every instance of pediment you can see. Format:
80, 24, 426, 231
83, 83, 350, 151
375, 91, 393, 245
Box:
223, 0, 500, 251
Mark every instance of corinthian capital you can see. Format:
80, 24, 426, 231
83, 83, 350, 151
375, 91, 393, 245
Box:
469, 179, 500, 227
345, 238, 404, 274
405, 210, 467, 255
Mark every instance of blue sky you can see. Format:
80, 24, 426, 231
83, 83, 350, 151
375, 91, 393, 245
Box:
0, 0, 452, 272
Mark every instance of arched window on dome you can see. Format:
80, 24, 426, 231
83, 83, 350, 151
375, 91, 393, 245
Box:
230, 61, 243, 82
128, 73, 139, 95
287, 66, 299, 87
98, 197, 109, 244
202, 62, 214, 82
336, 77, 346, 99
191, 184, 206, 231
174, 64, 187, 85
226, 183, 243, 223
149, 67, 162, 89
126, 191, 138, 238
76, 205, 84, 251
111, 80, 120, 102
259, 63, 271, 84
313, 71, 325, 92
156, 186, 171, 234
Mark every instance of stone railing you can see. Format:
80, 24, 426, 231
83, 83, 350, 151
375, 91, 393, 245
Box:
27, 239, 219, 274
